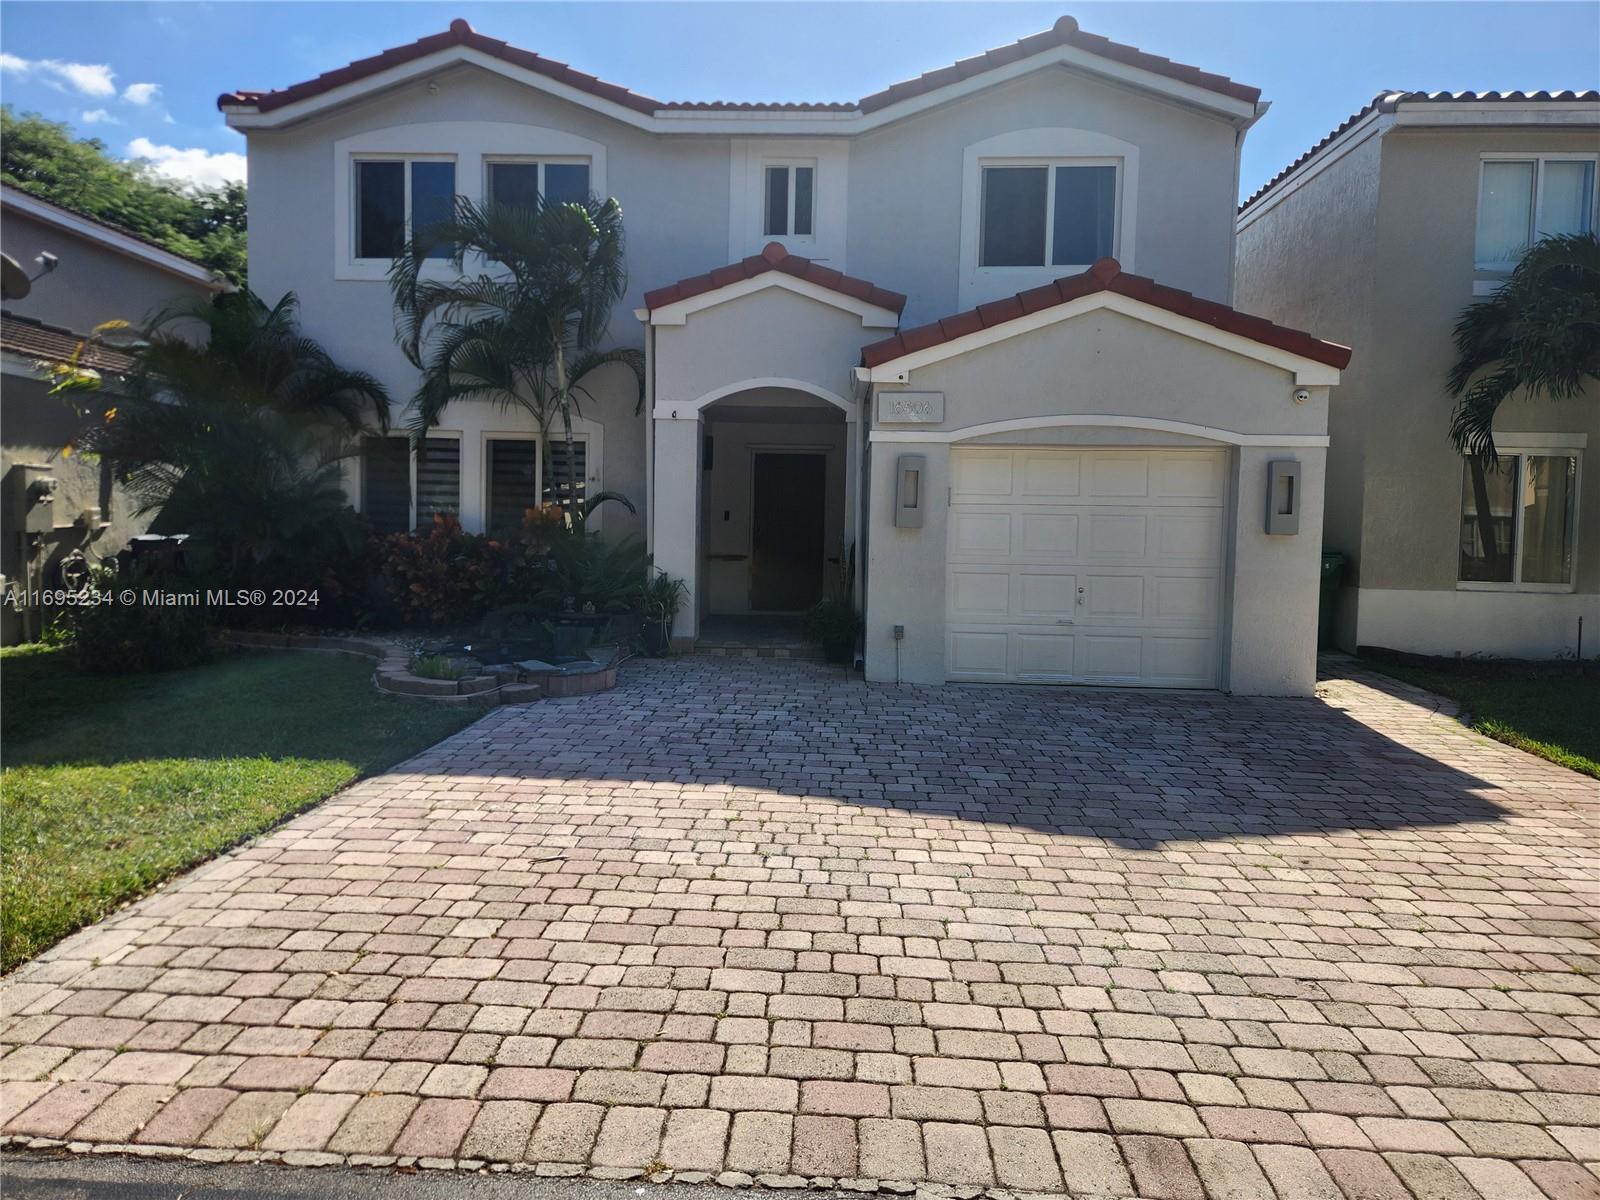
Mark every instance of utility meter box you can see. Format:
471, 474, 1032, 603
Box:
8, 464, 59, 534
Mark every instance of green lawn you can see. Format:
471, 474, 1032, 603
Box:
1, 645, 486, 971
1361, 655, 1600, 779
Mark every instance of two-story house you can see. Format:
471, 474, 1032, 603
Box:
221, 15, 1349, 694
1237, 90, 1600, 660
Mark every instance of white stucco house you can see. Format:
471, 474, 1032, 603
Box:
221, 14, 1350, 695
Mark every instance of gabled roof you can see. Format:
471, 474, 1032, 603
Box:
218, 15, 1260, 124
643, 241, 907, 315
1241, 89, 1600, 213
1, 185, 230, 289
1, 311, 135, 374
859, 258, 1351, 375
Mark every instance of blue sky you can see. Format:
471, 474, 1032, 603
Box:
1, 2, 1596, 198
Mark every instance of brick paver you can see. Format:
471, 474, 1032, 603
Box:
1, 656, 1595, 1197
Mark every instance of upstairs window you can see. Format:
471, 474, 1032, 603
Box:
355, 158, 456, 260
980, 161, 1117, 269
486, 160, 592, 212
763, 163, 815, 238
1475, 156, 1596, 269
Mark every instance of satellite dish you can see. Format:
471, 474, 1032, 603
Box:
1, 254, 30, 300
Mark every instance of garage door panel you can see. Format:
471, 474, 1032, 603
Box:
1150, 635, 1215, 685
1084, 574, 1144, 621
946, 448, 1225, 689
949, 570, 1010, 619
1086, 454, 1152, 498
1017, 572, 1076, 618
951, 451, 1014, 499
948, 629, 1010, 678
1019, 452, 1081, 498
1015, 632, 1075, 679
1154, 511, 1224, 561
1154, 454, 1226, 502
1015, 512, 1080, 558
951, 511, 1012, 557
1081, 634, 1144, 680
1151, 575, 1218, 624
1086, 512, 1148, 558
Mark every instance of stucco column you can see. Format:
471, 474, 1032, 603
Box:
652, 413, 703, 645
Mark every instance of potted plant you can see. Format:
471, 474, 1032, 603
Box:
804, 541, 861, 665
638, 568, 687, 657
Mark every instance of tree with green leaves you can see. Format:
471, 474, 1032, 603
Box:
2, 106, 246, 282
388, 195, 644, 521
1447, 232, 1599, 576
58, 291, 389, 582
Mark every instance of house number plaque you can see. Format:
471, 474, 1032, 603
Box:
876, 391, 944, 424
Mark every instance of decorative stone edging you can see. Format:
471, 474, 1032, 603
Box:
220, 630, 560, 706
0, 1137, 1031, 1200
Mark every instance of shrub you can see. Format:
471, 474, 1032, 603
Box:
62, 566, 210, 675
375, 515, 509, 627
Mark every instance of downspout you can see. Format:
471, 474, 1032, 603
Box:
637, 309, 655, 557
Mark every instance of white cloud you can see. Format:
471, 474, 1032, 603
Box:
81, 108, 119, 125
122, 81, 160, 105
126, 137, 246, 189
0, 53, 116, 97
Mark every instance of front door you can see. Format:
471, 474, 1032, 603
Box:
750, 452, 826, 611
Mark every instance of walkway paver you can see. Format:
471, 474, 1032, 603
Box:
2, 656, 1596, 1198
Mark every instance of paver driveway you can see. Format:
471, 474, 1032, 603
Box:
3, 657, 1597, 1199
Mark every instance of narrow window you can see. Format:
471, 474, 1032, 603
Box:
1538, 160, 1596, 239
488, 162, 540, 210
792, 166, 814, 236
543, 163, 591, 206
410, 162, 455, 259
361, 436, 411, 535
1052, 164, 1116, 265
980, 166, 1049, 266
355, 161, 405, 259
764, 166, 790, 236
487, 439, 540, 535
1476, 161, 1536, 267
1520, 454, 1578, 585
415, 437, 460, 525
543, 437, 588, 510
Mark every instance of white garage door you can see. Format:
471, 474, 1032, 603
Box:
946, 447, 1227, 688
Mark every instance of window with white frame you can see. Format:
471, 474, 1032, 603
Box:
486, 437, 541, 535
979, 160, 1118, 269
486, 159, 592, 211
355, 158, 456, 260
762, 162, 815, 239
1475, 155, 1597, 269
543, 437, 588, 510
1458, 450, 1579, 587
361, 434, 461, 533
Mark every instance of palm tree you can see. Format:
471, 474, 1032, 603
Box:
58, 290, 390, 580
1446, 232, 1600, 576
388, 195, 644, 521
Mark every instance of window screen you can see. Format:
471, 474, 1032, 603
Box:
487, 439, 540, 534
361, 436, 411, 535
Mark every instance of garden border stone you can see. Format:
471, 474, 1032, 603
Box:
219, 631, 632, 706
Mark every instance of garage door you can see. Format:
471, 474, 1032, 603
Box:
946, 447, 1226, 688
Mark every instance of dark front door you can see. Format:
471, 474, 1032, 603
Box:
750, 452, 826, 611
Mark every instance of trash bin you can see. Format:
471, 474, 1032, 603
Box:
1318, 550, 1346, 649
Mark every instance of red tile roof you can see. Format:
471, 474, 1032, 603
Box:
859, 258, 1351, 370
1, 312, 135, 374
219, 16, 1259, 116
643, 241, 907, 314
1241, 89, 1600, 213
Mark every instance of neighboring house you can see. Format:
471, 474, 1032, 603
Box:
221, 15, 1349, 694
1237, 90, 1600, 660
0, 185, 231, 642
